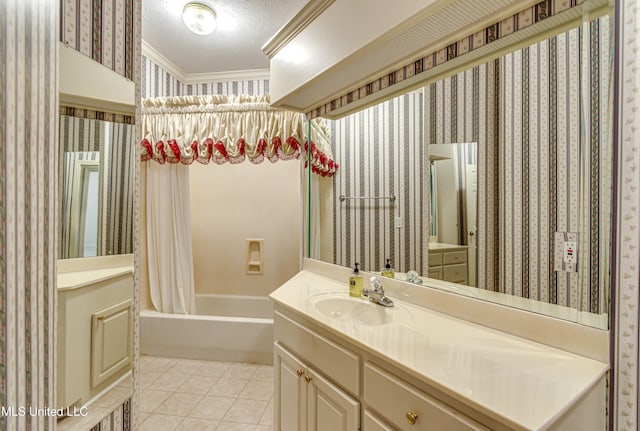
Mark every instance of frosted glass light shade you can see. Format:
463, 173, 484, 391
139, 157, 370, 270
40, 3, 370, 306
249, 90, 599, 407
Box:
182, 3, 216, 36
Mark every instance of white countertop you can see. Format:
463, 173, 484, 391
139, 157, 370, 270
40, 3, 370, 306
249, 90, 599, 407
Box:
57, 266, 133, 291
428, 242, 469, 250
270, 270, 609, 431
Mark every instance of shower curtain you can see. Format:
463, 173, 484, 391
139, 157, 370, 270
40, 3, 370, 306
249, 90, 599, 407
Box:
140, 95, 336, 313
146, 162, 196, 314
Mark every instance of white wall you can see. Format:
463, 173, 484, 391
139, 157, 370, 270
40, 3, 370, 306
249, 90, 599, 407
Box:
189, 161, 302, 297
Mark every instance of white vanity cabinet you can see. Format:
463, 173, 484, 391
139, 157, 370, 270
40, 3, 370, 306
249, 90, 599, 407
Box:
428, 243, 468, 284
273, 308, 488, 431
271, 269, 609, 431
364, 363, 488, 431
275, 342, 360, 431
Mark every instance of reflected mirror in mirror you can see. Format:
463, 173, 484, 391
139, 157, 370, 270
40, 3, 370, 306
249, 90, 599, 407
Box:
429, 143, 477, 287
306, 9, 612, 329
58, 115, 135, 258
61, 151, 100, 258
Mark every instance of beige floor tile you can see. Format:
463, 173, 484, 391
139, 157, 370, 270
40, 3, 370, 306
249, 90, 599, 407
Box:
142, 357, 178, 373
140, 389, 172, 412
239, 380, 273, 401
139, 413, 184, 431
255, 425, 273, 431
179, 417, 220, 430
155, 392, 203, 416
137, 411, 151, 425
176, 375, 219, 395
197, 361, 233, 377
139, 370, 163, 388
146, 372, 190, 392
223, 363, 258, 380
189, 396, 236, 420
259, 399, 273, 426
251, 366, 274, 381
223, 399, 268, 424
215, 422, 257, 431
169, 358, 208, 375
208, 378, 248, 398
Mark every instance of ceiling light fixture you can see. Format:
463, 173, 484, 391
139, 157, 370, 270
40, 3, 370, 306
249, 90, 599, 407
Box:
182, 3, 216, 36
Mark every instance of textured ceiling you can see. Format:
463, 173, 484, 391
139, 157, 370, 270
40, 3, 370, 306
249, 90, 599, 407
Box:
142, 0, 307, 74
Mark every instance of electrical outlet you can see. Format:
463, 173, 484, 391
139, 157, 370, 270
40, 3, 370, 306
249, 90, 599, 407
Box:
563, 241, 577, 264
554, 232, 578, 272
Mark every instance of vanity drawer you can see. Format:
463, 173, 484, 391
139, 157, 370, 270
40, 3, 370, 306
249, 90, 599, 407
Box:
428, 268, 442, 280
274, 311, 360, 395
443, 250, 467, 265
364, 410, 395, 430
428, 252, 442, 266
364, 363, 487, 431
443, 264, 467, 283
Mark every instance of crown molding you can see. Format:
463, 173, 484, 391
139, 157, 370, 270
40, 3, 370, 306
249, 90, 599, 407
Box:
142, 39, 270, 85
184, 68, 270, 84
142, 39, 187, 82
261, 0, 335, 59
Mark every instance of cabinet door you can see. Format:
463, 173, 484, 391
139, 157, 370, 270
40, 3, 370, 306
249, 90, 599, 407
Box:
307, 367, 360, 431
274, 343, 307, 431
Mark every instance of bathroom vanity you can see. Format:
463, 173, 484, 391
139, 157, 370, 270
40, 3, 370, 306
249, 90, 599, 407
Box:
270, 262, 608, 431
427, 243, 469, 284
57, 255, 134, 411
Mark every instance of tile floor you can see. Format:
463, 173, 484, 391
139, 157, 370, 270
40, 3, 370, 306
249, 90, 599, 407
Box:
139, 355, 273, 431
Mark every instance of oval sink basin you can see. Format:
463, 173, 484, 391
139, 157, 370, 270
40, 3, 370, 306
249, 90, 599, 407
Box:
306, 293, 410, 325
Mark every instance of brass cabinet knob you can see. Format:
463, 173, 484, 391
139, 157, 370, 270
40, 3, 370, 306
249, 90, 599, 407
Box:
296, 369, 304, 377
406, 411, 418, 425
304, 374, 312, 383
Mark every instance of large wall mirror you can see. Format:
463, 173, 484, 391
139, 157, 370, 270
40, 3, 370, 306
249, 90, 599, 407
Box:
58, 114, 136, 258
305, 1, 613, 329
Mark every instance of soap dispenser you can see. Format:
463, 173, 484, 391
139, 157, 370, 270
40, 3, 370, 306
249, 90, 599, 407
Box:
381, 258, 395, 279
349, 263, 363, 298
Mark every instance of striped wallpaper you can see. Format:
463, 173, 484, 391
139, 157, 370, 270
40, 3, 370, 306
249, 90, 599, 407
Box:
141, 56, 270, 99
1, 0, 58, 430
330, 92, 425, 274
59, 115, 136, 258
328, 16, 610, 314
499, 16, 610, 313
60, 0, 136, 80
424, 62, 500, 292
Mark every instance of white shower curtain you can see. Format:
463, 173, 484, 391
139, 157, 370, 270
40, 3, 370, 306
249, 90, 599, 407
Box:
146, 162, 196, 314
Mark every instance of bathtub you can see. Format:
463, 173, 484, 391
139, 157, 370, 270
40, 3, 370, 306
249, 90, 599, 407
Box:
140, 294, 274, 364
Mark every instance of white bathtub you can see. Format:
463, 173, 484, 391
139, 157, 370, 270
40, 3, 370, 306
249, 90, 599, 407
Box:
140, 294, 274, 364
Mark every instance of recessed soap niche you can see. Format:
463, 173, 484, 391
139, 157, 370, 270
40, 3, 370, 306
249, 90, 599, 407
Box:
246, 238, 264, 274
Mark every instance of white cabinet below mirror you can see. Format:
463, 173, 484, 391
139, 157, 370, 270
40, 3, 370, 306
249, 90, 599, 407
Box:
271, 267, 609, 431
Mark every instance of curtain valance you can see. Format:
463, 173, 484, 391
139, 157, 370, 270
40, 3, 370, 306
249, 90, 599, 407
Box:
140, 95, 301, 165
140, 95, 338, 176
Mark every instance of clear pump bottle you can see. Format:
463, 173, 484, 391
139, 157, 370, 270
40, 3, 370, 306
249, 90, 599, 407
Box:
349, 263, 363, 297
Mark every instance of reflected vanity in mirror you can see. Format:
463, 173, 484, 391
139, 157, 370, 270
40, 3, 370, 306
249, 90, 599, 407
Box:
56, 44, 136, 429
305, 4, 612, 330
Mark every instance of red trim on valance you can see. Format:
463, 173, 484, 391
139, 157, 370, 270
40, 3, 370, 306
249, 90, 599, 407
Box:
305, 141, 339, 177
140, 137, 339, 177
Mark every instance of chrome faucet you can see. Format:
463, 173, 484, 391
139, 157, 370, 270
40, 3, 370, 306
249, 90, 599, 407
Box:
364, 276, 394, 307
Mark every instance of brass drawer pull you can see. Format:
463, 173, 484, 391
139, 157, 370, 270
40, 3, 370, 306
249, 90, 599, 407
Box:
296, 369, 304, 377
304, 374, 312, 383
406, 411, 418, 425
